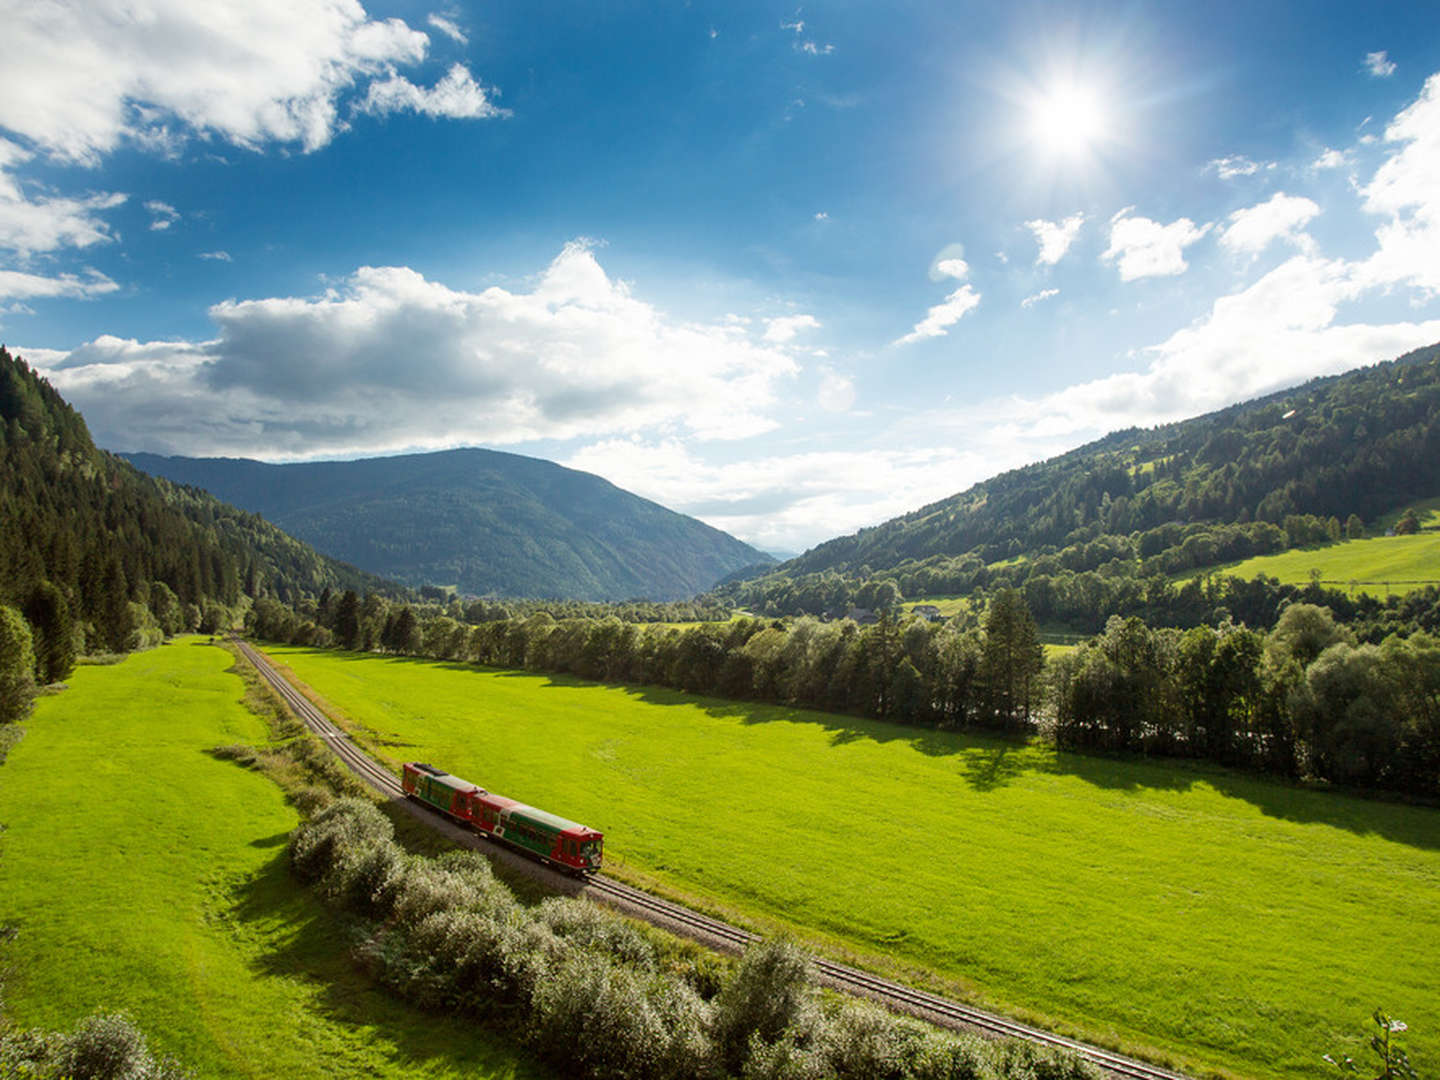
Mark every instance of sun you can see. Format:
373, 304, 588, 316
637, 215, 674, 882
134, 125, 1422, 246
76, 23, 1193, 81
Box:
1028, 82, 1108, 157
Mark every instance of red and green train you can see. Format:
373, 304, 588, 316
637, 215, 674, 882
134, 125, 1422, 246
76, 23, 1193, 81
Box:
401, 761, 604, 875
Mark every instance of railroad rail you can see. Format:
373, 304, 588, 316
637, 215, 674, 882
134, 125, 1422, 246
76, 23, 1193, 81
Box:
232, 639, 1191, 1080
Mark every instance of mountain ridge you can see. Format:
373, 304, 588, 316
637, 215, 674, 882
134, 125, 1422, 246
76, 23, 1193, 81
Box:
124, 448, 773, 602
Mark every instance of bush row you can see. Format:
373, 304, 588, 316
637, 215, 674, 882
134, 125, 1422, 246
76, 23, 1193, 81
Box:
289, 797, 1102, 1080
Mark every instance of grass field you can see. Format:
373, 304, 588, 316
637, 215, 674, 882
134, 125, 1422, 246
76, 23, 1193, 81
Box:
1186, 531, 1440, 598
261, 644, 1439, 1080
0, 639, 546, 1080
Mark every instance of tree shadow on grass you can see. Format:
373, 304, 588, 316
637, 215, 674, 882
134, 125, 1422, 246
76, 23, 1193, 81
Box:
227, 848, 552, 1079
277, 650, 1440, 852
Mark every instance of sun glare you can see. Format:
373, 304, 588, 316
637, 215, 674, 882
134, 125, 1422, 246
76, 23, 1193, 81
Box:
1029, 82, 1108, 157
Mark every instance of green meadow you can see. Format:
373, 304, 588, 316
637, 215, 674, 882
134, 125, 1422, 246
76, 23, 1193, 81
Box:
262, 644, 1439, 1080
1187, 531, 1440, 598
0, 639, 546, 1080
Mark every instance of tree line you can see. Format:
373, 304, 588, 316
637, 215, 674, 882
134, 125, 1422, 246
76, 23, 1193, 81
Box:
253, 587, 1439, 798
0, 346, 400, 726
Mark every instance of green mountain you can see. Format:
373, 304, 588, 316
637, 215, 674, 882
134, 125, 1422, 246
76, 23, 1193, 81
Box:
722, 342, 1440, 620
123, 449, 773, 602
0, 347, 395, 654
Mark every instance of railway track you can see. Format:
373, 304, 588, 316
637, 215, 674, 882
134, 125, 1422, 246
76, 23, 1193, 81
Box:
233, 639, 1191, 1080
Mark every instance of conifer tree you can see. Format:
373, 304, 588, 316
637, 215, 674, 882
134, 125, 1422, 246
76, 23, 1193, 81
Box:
24, 580, 75, 684
980, 587, 1044, 728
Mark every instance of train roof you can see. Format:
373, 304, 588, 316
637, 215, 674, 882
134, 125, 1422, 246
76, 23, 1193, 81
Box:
506, 803, 597, 836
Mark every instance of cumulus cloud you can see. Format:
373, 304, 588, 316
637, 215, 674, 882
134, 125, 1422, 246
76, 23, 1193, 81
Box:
27, 242, 804, 457
198, 250, 232, 261
934, 257, 970, 280
1313, 147, 1352, 171
1024, 213, 1084, 266
1366, 51, 1397, 78
893, 285, 980, 345
1220, 193, 1320, 256
0, 0, 500, 164
145, 201, 180, 231
359, 63, 509, 120
1358, 71, 1440, 294
0, 268, 119, 301
762, 314, 821, 343
1021, 288, 1058, 308
1103, 211, 1211, 280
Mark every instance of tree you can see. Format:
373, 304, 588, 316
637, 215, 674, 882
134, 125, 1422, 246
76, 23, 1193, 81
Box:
1346, 514, 1366, 540
333, 590, 361, 649
24, 580, 75, 684
980, 588, 1044, 728
0, 604, 37, 724
1394, 509, 1421, 535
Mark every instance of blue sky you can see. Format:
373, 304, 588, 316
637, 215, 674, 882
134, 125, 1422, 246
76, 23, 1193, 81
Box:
5, 1, 1440, 552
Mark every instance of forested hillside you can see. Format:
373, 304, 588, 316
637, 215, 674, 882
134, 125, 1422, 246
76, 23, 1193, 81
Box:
722, 342, 1440, 622
125, 449, 773, 602
0, 347, 395, 674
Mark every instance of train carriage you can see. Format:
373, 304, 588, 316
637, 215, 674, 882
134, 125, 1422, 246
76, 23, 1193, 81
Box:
401, 762, 480, 820
404, 761, 603, 875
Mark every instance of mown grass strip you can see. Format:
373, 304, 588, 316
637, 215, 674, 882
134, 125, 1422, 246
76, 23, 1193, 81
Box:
260, 643, 1440, 1080
0, 637, 548, 1080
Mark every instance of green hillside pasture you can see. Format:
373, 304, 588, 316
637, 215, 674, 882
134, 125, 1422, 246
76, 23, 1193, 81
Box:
1190, 531, 1440, 598
261, 645, 1440, 1080
0, 639, 544, 1080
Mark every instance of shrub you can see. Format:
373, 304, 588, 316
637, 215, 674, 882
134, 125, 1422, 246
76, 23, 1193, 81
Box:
287, 797, 393, 884
713, 939, 818, 1071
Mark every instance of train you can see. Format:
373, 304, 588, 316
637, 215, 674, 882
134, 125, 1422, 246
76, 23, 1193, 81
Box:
401, 761, 604, 875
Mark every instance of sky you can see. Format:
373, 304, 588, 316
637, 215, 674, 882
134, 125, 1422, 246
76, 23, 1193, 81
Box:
5, 1, 1440, 555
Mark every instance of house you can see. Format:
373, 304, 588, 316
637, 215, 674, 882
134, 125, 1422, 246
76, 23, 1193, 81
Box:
910, 604, 942, 622
845, 607, 878, 625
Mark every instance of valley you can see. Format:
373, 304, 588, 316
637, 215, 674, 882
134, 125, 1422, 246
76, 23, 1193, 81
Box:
254, 643, 1440, 1080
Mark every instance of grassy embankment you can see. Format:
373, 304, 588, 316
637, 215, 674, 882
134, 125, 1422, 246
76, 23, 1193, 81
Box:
261, 644, 1438, 1080
0, 638, 547, 1080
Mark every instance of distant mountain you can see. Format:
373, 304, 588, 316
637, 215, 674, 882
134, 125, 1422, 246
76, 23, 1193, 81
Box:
124, 449, 773, 601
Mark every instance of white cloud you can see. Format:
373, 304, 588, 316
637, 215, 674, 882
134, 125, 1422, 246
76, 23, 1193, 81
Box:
28, 242, 804, 457
563, 438, 997, 552
427, 14, 467, 45
816, 367, 855, 413
198, 250, 232, 261
1366, 51, 1397, 79
814, 211, 828, 221
1313, 147, 1352, 171
1203, 154, 1272, 180
893, 285, 980, 345
1358, 72, 1440, 295
1021, 288, 1058, 308
0, 139, 126, 255
799, 41, 834, 56
1103, 211, 1211, 281
762, 314, 821, 343
981, 256, 1440, 445
1220, 193, 1320, 256
359, 63, 510, 120
145, 200, 180, 231
0, 0, 500, 164
934, 257, 970, 280
0, 268, 119, 301
1024, 213, 1084, 266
